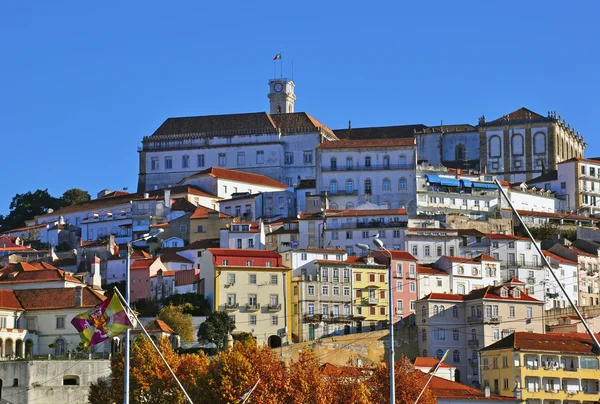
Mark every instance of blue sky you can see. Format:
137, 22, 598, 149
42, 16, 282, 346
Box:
1, 1, 598, 215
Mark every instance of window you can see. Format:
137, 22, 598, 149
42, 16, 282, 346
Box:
364, 178, 372, 194
382, 178, 391, 192
526, 306, 532, 319
307, 285, 315, 295
346, 157, 353, 169
453, 306, 459, 318
436, 246, 442, 257
246, 260, 252, 267
424, 246, 431, 257
489, 135, 502, 157
249, 315, 257, 325
346, 231, 353, 240
303, 151, 313, 164
270, 275, 278, 284
411, 246, 418, 256
493, 328, 500, 341
511, 134, 524, 156
332, 231, 338, 240
182, 155, 189, 168
453, 329, 459, 341
237, 152, 245, 165
256, 150, 264, 164
343, 287, 350, 296
436, 349, 444, 359
396, 280, 403, 292
151, 157, 159, 170
308, 303, 315, 315
249, 274, 256, 284
329, 179, 338, 194
218, 153, 226, 166
227, 273, 236, 284
409, 282, 416, 292
509, 306, 515, 318
345, 179, 354, 194
422, 329, 427, 341
355, 273, 361, 281
248, 239, 254, 248
364, 156, 371, 168
56, 317, 65, 329
163, 156, 173, 169
455, 144, 466, 161
197, 154, 205, 167
453, 350, 460, 363
362, 231, 369, 239
271, 316, 278, 326
237, 239, 242, 249
330, 157, 337, 170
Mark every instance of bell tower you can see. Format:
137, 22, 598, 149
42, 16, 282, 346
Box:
268, 78, 296, 114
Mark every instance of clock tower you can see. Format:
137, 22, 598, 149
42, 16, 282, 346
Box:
268, 78, 296, 114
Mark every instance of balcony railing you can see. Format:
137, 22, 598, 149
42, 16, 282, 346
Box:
224, 303, 239, 311
322, 163, 415, 172
467, 339, 479, 348
468, 358, 478, 365
245, 303, 260, 312
324, 189, 359, 196
527, 277, 536, 285
467, 316, 502, 324
367, 297, 379, 305
267, 303, 281, 312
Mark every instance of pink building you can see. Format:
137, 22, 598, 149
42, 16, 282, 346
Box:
374, 250, 418, 326
130, 257, 167, 302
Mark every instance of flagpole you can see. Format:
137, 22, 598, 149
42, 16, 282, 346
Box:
113, 287, 194, 404
414, 371, 437, 404
241, 378, 260, 404
124, 245, 131, 404
280, 47, 283, 78
415, 349, 448, 404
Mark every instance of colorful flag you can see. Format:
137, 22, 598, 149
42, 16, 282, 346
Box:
71, 293, 133, 347
273, 53, 282, 60
240, 378, 260, 403
427, 349, 449, 374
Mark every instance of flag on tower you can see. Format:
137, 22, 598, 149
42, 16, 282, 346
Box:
273, 53, 282, 60
71, 293, 133, 347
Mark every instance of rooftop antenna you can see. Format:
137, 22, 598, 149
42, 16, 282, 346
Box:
494, 179, 600, 354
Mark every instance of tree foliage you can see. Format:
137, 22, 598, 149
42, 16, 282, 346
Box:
162, 293, 211, 316
157, 305, 195, 342
369, 356, 437, 404
1, 189, 62, 231
60, 188, 91, 207
197, 311, 236, 350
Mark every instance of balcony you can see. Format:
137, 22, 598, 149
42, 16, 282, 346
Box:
527, 277, 536, 285
467, 339, 479, 348
303, 314, 321, 322
224, 303, 239, 311
323, 314, 353, 323
321, 163, 415, 172
368, 297, 379, 305
245, 303, 260, 312
325, 189, 359, 196
267, 303, 281, 312
356, 221, 408, 229
468, 357, 478, 365
467, 316, 502, 324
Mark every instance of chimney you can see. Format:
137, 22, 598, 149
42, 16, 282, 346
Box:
75, 286, 83, 307
164, 189, 171, 208
90, 254, 102, 289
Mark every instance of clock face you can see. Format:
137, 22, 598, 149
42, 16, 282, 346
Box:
274, 83, 283, 93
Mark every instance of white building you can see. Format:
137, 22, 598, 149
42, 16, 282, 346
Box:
542, 250, 580, 309
406, 225, 461, 264
137, 78, 338, 192
219, 222, 266, 250
432, 255, 502, 295
316, 138, 417, 213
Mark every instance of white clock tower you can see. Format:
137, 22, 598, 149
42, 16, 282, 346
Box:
268, 78, 296, 114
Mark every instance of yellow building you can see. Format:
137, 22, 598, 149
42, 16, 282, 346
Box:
480, 332, 600, 404
350, 255, 389, 332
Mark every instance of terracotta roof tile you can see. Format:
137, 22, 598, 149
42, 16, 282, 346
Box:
14, 287, 105, 310
543, 250, 578, 266
190, 205, 231, 219
145, 319, 175, 334
417, 265, 448, 276
180, 167, 288, 189
158, 251, 194, 264
413, 357, 452, 369
131, 251, 152, 259
416, 371, 514, 400
208, 248, 281, 258
485, 233, 530, 241
481, 332, 600, 355
473, 254, 502, 262
487, 107, 547, 124
130, 258, 155, 269
389, 251, 418, 261
0, 290, 23, 310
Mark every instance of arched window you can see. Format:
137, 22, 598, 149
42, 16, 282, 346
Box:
382, 178, 391, 192
422, 329, 427, 341
364, 156, 371, 168
345, 179, 354, 194
512, 134, 524, 156
55, 338, 65, 356
458, 266, 464, 274
436, 349, 444, 359
433, 305, 439, 316
457, 284, 465, 294
423, 349, 428, 357
453, 350, 460, 363
330, 157, 337, 170
453, 306, 459, 318
421, 305, 427, 317
489, 135, 502, 157
329, 180, 338, 194
399, 177, 407, 191
534, 132, 546, 154
471, 329, 477, 341
455, 144, 466, 161
440, 305, 445, 317
364, 179, 372, 194
346, 202, 354, 209
330, 202, 338, 210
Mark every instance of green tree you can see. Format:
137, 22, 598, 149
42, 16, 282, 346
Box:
197, 311, 236, 350
61, 188, 91, 207
1, 189, 61, 231
162, 293, 211, 316
157, 305, 195, 342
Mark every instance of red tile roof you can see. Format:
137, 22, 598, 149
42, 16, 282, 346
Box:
182, 238, 220, 250
130, 258, 156, 269
0, 290, 24, 310
474, 254, 502, 262
130, 251, 152, 259
417, 265, 448, 276
558, 157, 600, 166
416, 371, 514, 400
422, 292, 464, 301
190, 205, 231, 219
543, 250, 578, 266
516, 209, 597, 222
488, 107, 545, 124
150, 270, 177, 278
481, 332, 600, 355
14, 287, 105, 310
315, 260, 349, 265
441, 256, 477, 264
158, 251, 194, 264
389, 251, 418, 261
413, 357, 452, 369
317, 138, 415, 149
507, 277, 524, 284
0, 262, 83, 284
145, 319, 175, 334
467, 285, 542, 303
208, 248, 281, 258
181, 167, 288, 189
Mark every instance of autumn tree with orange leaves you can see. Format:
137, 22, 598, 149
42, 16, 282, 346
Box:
90, 338, 437, 404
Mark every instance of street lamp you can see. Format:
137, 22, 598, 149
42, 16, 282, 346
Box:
124, 228, 164, 404
356, 239, 395, 404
